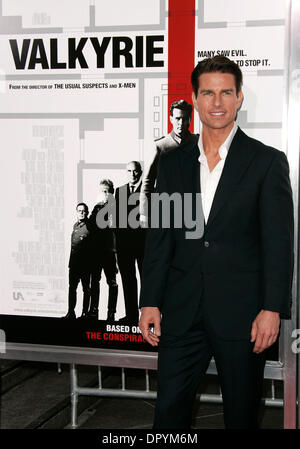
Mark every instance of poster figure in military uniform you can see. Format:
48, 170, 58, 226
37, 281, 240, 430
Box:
115, 161, 145, 324
88, 179, 118, 322
63, 203, 91, 319
140, 99, 199, 222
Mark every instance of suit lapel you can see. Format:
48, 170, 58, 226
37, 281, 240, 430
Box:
206, 127, 258, 229
176, 138, 202, 233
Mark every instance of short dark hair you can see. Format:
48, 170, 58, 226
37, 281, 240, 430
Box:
170, 99, 193, 118
99, 178, 114, 194
76, 202, 89, 214
191, 56, 243, 97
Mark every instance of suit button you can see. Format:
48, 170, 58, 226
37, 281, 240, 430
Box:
204, 241, 209, 247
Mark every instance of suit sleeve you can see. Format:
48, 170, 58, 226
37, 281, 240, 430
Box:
139, 156, 175, 309
139, 144, 160, 219
259, 151, 294, 317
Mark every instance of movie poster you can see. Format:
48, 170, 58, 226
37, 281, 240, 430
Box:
0, 0, 287, 352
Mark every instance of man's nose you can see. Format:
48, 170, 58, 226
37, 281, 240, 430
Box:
213, 94, 222, 107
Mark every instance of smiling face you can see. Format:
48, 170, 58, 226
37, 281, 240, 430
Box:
192, 72, 243, 135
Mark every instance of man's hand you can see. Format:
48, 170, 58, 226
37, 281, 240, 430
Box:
139, 307, 161, 347
251, 310, 280, 353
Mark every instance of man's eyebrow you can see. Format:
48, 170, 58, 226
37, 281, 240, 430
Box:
199, 88, 234, 93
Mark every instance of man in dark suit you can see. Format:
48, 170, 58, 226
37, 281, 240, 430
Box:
139, 56, 294, 429
88, 179, 118, 321
115, 161, 146, 324
140, 100, 198, 222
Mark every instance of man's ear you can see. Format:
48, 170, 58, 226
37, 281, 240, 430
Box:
237, 90, 244, 111
191, 92, 198, 111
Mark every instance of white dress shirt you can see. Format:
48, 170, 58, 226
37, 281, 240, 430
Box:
198, 123, 238, 223
129, 179, 142, 193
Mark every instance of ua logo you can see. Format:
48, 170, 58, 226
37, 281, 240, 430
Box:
13, 292, 24, 301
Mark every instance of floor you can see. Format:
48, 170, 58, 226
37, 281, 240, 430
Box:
0, 359, 285, 432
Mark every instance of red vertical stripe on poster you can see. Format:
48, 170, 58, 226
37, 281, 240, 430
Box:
168, 0, 195, 132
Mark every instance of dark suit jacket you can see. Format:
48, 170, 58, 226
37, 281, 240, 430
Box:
68, 219, 92, 271
88, 203, 116, 268
115, 183, 146, 253
139, 127, 294, 340
139, 131, 198, 217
